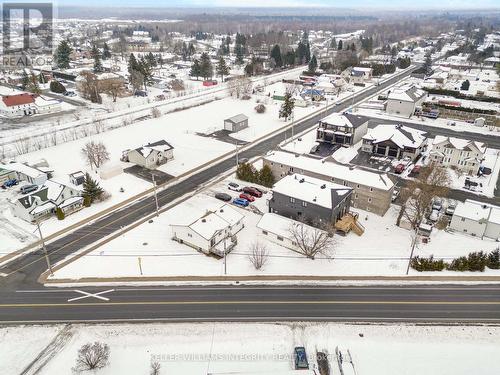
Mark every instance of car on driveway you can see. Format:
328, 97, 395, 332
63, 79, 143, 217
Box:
215, 192, 232, 202
2, 179, 18, 188
429, 209, 440, 223
233, 198, 249, 207
391, 188, 400, 202
394, 163, 406, 174
239, 193, 255, 202
294, 347, 309, 370
445, 199, 457, 215
243, 186, 263, 198
432, 197, 443, 211
228, 182, 242, 192
409, 165, 421, 176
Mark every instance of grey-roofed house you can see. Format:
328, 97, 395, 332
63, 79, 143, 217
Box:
316, 112, 369, 147
224, 114, 249, 133
124, 140, 174, 169
12, 180, 83, 222
268, 173, 353, 227
386, 85, 427, 118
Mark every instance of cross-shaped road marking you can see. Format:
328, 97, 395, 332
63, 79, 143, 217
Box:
68, 289, 115, 302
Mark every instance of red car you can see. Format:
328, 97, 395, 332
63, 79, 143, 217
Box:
410, 165, 421, 175
243, 186, 263, 198
239, 193, 255, 202
394, 164, 406, 174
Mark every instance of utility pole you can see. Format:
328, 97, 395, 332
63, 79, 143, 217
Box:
223, 235, 227, 275
406, 228, 418, 275
152, 173, 159, 217
36, 221, 53, 276
235, 140, 239, 167
291, 109, 295, 138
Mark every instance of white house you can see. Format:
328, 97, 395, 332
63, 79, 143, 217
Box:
386, 85, 427, 118
450, 199, 500, 240
430, 136, 486, 175
361, 124, 427, 160
0, 162, 48, 185
0, 93, 36, 118
171, 204, 244, 256
257, 212, 328, 252
11, 179, 83, 222
124, 140, 174, 169
350, 67, 373, 84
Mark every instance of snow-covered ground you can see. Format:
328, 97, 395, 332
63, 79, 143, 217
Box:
48, 174, 500, 281
1, 323, 498, 375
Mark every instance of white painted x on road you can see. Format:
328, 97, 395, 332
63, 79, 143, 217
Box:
68, 289, 115, 302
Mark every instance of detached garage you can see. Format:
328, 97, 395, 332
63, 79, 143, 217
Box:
224, 114, 249, 133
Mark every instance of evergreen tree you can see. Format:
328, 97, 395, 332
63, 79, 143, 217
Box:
128, 53, 139, 76
216, 56, 230, 82
308, 55, 318, 73
305, 42, 311, 63
55, 207, 65, 220
82, 173, 104, 204
38, 72, 46, 84
102, 43, 112, 59
50, 80, 66, 93
146, 52, 157, 67
337, 39, 343, 50
28, 73, 41, 94
236, 163, 258, 183
91, 44, 103, 72
138, 56, 153, 90
461, 80, 470, 91
21, 70, 30, 90
423, 52, 433, 75
258, 165, 275, 188
487, 248, 500, 269
279, 92, 295, 121
270, 44, 282, 68
330, 37, 337, 49
235, 43, 245, 64
54, 40, 72, 69
190, 59, 202, 80
200, 53, 213, 80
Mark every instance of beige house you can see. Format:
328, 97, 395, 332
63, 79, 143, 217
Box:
430, 136, 486, 175
124, 140, 174, 169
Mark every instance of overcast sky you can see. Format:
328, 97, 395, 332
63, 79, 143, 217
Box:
56, 0, 499, 10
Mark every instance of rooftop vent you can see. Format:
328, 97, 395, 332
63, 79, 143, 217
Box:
299, 178, 305, 183
321, 184, 326, 189
201, 218, 206, 223
313, 197, 317, 202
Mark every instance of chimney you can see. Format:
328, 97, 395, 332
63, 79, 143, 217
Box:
299, 178, 305, 183
321, 184, 326, 189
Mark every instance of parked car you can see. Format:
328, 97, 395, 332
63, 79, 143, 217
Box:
237, 158, 249, 165
409, 165, 421, 176
228, 182, 242, 192
243, 186, 263, 198
294, 347, 309, 370
429, 209, 440, 223
391, 188, 400, 202
20, 184, 38, 194
394, 164, 406, 174
239, 193, 255, 202
134, 90, 148, 97
445, 200, 458, 216
432, 197, 443, 211
232, 198, 249, 207
2, 179, 19, 188
215, 192, 232, 202
63, 90, 76, 97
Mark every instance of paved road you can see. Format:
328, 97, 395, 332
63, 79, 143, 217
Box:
2, 65, 499, 324
0, 285, 499, 323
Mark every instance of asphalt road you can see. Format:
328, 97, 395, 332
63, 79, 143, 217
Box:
1, 65, 499, 324
0, 285, 499, 323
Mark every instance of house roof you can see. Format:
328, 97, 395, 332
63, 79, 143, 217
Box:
363, 124, 427, 149
257, 212, 327, 243
387, 85, 427, 103
0, 162, 46, 179
432, 136, 486, 153
453, 200, 493, 222
134, 139, 174, 159
188, 204, 244, 241
1, 93, 36, 107
320, 112, 368, 129
225, 114, 248, 123
272, 173, 352, 209
265, 151, 394, 191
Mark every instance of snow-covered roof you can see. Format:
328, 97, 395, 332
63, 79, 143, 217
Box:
320, 112, 368, 129
225, 114, 248, 123
387, 85, 427, 103
273, 173, 351, 209
134, 140, 174, 158
265, 151, 393, 191
432, 136, 486, 153
453, 199, 500, 223
363, 124, 427, 149
0, 162, 45, 179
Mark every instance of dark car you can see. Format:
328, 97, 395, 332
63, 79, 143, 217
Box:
215, 192, 232, 202
2, 179, 18, 188
243, 186, 263, 198
20, 184, 38, 194
294, 347, 309, 370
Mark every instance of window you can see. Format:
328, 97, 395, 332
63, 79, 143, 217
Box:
302, 201, 307, 207
290, 197, 296, 203
277, 236, 284, 241
461, 218, 465, 222
369, 188, 373, 192
188, 233, 192, 237
368, 198, 372, 203
357, 184, 360, 188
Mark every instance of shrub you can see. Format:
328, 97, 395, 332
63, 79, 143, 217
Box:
410, 255, 447, 272
55, 207, 65, 220
73, 342, 110, 372
255, 104, 266, 113
487, 248, 500, 269
50, 80, 66, 93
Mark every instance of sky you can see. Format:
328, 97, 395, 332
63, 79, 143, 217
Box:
54, 0, 500, 10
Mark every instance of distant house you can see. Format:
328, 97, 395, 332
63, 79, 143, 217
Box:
361, 124, 427, 161
257, 212, 328, 252
224, 114, 249, 133
0, 162, 48, 185
316, 113, 369, 147
450, 199, 500, 240
349, 67, 373, 85
0, 166, 17, 185
0, 93, 36, 118
11, 180, 83, 222
268, 173, 353, 226
430, 136, 486, 175
123, 140, 174, 169
386, 85, 427, 118
171, 204, 244, 256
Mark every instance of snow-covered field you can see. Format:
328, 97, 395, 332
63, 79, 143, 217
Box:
48, 174, 500, 281
1, 323, 498, 375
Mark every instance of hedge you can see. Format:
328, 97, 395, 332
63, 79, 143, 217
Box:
411, 248, 500, 272
423, 87, 500, 104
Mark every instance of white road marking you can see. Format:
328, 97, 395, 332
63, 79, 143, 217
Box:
67, 289, 114, 302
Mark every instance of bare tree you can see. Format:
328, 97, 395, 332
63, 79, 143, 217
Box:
150, 360, 161, 375
228, 76, 252, 99
73, 342, 110, 372
289, 221, 335, 259
398, 164, 450, 229
101, 80, 126, 102
151, 107, 161, 118
248, 241, 269, 270
81, 141, 110, 169
78, 70, 102, 104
